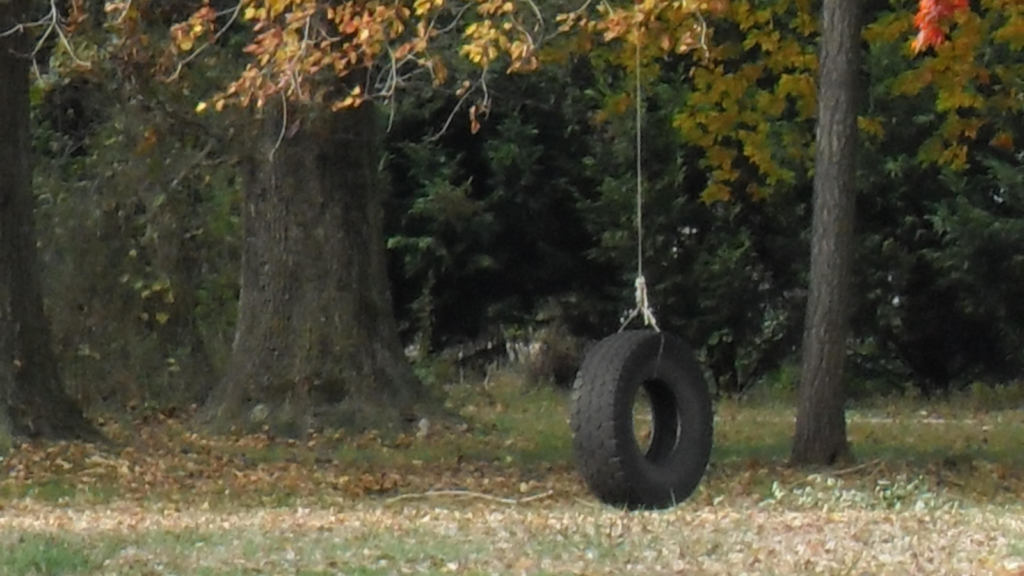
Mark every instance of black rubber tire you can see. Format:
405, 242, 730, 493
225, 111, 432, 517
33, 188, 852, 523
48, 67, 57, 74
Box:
570, 330, 713, 510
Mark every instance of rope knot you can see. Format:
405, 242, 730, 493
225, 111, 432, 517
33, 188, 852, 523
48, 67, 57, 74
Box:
620, 274, 660, 332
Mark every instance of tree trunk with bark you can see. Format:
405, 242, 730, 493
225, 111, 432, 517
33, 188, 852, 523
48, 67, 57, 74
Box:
202, 102, 424, 435
0, 201, 12, 447
0, 0, 99, 441
791, 0, 860, 466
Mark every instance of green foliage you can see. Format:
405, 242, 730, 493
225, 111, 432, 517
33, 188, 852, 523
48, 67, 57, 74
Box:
849, 11, 1024, 392
384, 67, 620, 348
382, 53, 810, 395
32, 70, 243, 407
18, 0, 1024, 409
657, 0, 1024, 393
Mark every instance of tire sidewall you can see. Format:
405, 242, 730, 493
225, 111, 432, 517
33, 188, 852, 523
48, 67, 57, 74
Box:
612, 332, 713, 508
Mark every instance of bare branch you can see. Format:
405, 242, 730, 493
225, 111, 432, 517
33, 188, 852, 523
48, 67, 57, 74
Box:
426, 67, 489, 141
270, 93, 288, 162
0, 14, 52, 39
432, 2, 474, 36
30, 11, 57, 80
166, 0, 244, 83
113, 0, 135, 24
518, 0, 545, 31
696, 10, 709, 58
384, 45, 399, 131
570, 0, 595, 16
284, 12, 314, 100
479, 70, 490, 109
5, 0, 90, 80
170, 141, 217, 190
428, 80, 476, 141
51, 0, 88, 67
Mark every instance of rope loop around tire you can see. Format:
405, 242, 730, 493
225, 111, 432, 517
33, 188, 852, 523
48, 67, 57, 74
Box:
619, 274, 659, 333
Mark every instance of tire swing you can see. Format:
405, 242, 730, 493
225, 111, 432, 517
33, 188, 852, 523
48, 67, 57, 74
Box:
569, 23, 713, 511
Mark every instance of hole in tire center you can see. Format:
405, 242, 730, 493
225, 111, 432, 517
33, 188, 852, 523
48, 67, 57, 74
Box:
632, 385, 655, 455
632, 379, 681, 463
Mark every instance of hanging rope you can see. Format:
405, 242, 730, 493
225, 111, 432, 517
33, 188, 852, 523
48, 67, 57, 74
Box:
620, 13, 659, 333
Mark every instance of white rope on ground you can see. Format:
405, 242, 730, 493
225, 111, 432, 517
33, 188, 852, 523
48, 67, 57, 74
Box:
620, 12, 659, 333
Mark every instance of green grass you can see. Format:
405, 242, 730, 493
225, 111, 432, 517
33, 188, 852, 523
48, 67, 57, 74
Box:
710, 398, 1024, 465
324, 374, 572, 469
0, 533, 109, 576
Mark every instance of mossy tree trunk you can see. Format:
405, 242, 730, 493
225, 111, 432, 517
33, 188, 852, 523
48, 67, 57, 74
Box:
1, 0, 99, 441
791, 0, 860, 466
202, 100, 423, 435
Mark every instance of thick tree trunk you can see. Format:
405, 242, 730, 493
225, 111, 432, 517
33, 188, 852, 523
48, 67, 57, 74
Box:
0, 202, 12, 447
791, 0, 860, 465
0, 0, 16, 444
0, 1, 99, 441
203, 102, 423, 434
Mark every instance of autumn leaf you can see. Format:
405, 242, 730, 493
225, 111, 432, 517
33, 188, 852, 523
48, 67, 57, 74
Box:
990, 131, 1014, 151
913, 0, 969, 53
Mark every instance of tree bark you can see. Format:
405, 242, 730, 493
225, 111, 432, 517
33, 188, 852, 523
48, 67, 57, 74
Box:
0, 195, 12, 447
791, 0, 860, 465
0, 0, 99, 441
202, 101, 424, 435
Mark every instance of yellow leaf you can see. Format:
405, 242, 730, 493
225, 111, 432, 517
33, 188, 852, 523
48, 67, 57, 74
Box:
891, 69, 930, 97
432, 58, 448, 85
939, 144, 969, 170
413, 0, 432, 16
333, 96, 357, 110
177, 33, 194, 52
156, 313, 170, 325
857, 116, 885, 141
267, 0, 289, 18
195, 101, 208, 113
701, 182, 732, 204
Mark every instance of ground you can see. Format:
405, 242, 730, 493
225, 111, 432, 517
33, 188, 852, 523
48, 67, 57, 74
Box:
2, 376, 1024, 575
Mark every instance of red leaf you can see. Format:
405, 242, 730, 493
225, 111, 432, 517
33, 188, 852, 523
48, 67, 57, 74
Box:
913, 0, 969, 53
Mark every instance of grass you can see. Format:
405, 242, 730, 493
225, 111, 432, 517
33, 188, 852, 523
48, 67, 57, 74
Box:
0, 476, 123, 505
1, 500, 1021, 575
2, 373, 1024, 574
0, 533, 108, 575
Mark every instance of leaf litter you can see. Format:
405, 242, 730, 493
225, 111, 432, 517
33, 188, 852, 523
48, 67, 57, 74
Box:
0, 407, 1023, 575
